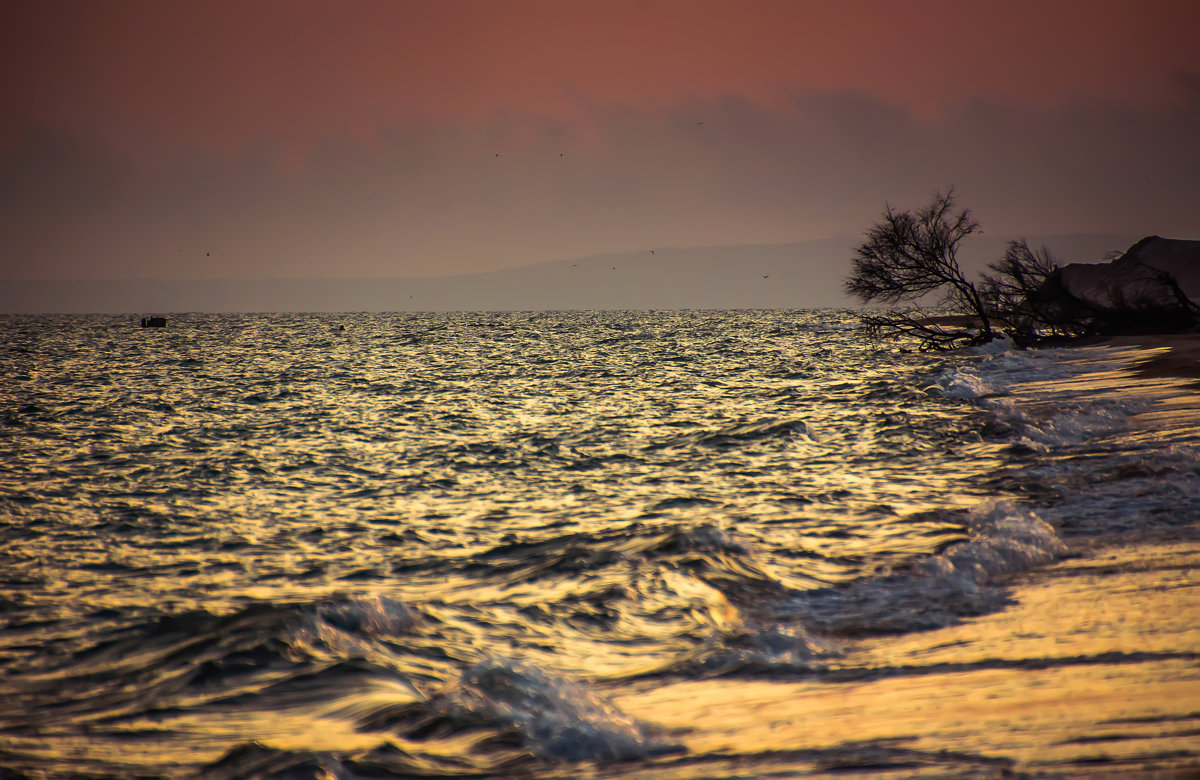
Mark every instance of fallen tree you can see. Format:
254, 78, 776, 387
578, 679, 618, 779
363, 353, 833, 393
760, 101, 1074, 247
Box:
979, 240, 1079, 346
845, 192, 1200, 350
844, 189, 997, 350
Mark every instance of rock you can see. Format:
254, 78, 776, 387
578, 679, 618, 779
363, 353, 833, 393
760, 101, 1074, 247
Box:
140, 316, 168, 328
1032, 236, 1200, 335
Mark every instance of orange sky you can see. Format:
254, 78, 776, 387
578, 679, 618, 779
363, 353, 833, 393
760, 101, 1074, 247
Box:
6, 0, 1196, 156
2, 0, 1198, 284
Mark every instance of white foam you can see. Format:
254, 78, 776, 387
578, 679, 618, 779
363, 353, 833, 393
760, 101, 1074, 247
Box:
669, 523, 751, 555
1015, 404, 1132, 451
292, 595, 424, 662
927, 344, 1060, 399
316, 595, 420, 637
920, 501, 1067, 585
928, 368, 994, 399
952, 343, 1091, 397
445, 659, 680, 761
970, 336, 1017, 355
683, 624, 831, 675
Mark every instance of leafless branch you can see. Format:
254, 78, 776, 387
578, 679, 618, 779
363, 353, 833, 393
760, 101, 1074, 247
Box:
845, 189, 995, 349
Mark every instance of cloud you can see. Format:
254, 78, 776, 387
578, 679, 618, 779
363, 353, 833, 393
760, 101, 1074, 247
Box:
2, 82, 1198, 281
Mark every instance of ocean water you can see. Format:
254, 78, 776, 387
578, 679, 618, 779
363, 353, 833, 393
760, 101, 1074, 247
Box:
1, 310, 1198, 778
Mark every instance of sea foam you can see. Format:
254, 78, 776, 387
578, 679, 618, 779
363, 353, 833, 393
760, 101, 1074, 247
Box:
917, 501, 1067, 584
439, 659, 682, 761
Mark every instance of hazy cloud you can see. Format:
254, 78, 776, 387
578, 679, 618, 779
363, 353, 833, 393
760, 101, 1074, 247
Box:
2, 83, 1198, 282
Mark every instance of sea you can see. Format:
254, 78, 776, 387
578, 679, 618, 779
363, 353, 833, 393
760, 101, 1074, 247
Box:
1, 310, 1198, 778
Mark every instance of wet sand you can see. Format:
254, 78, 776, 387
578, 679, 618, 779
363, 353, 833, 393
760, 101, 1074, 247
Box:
1104, 333, 1200, 380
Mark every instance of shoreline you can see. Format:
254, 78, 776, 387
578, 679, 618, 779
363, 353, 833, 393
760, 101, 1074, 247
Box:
617, 536, 1200, 777
1092, 332, 1200, 380
916, 315, 1200, 381
617, 339, 1200, 777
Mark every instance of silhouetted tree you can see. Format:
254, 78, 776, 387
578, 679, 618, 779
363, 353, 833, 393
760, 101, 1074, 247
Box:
980, 240, 1071, 345
845, 189, 996, 349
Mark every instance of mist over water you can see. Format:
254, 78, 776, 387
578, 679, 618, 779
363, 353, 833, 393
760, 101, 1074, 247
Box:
1, 310, 1197, 777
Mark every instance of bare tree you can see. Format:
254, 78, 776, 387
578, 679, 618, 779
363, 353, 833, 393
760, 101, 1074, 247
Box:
845, 189, 995, 349
980, 240, 1070, 345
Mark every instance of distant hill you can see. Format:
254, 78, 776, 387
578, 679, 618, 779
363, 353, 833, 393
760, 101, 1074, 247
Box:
0, 234, 1140, 313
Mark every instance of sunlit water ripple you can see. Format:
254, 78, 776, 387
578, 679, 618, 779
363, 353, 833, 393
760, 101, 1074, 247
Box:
1, 310, 1197, 777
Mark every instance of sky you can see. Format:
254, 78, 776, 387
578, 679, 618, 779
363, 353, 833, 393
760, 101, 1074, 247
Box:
2, 0, 1199, 288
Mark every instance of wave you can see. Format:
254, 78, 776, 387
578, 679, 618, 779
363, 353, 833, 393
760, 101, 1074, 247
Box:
988, 396, 1142, 454
928, 366, 998, 399
6, 595, 678, 775
789, 501, 1065, 636
637, 501, 1065, 679
205, 657, 680, 776
462, 523, 792, 611
966, 340, 1200, 539
0, 596, 428, 731
927, 341, 1104, 400
468, 522, 752, 573
200, 657, 680, 777
358, 659, 681, 764
647, 417, 812, 451
651, 623, 831, 678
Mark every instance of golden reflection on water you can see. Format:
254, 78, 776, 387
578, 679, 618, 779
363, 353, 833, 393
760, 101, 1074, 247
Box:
616, 539, 1200, 772
7, 315, 1200, 776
